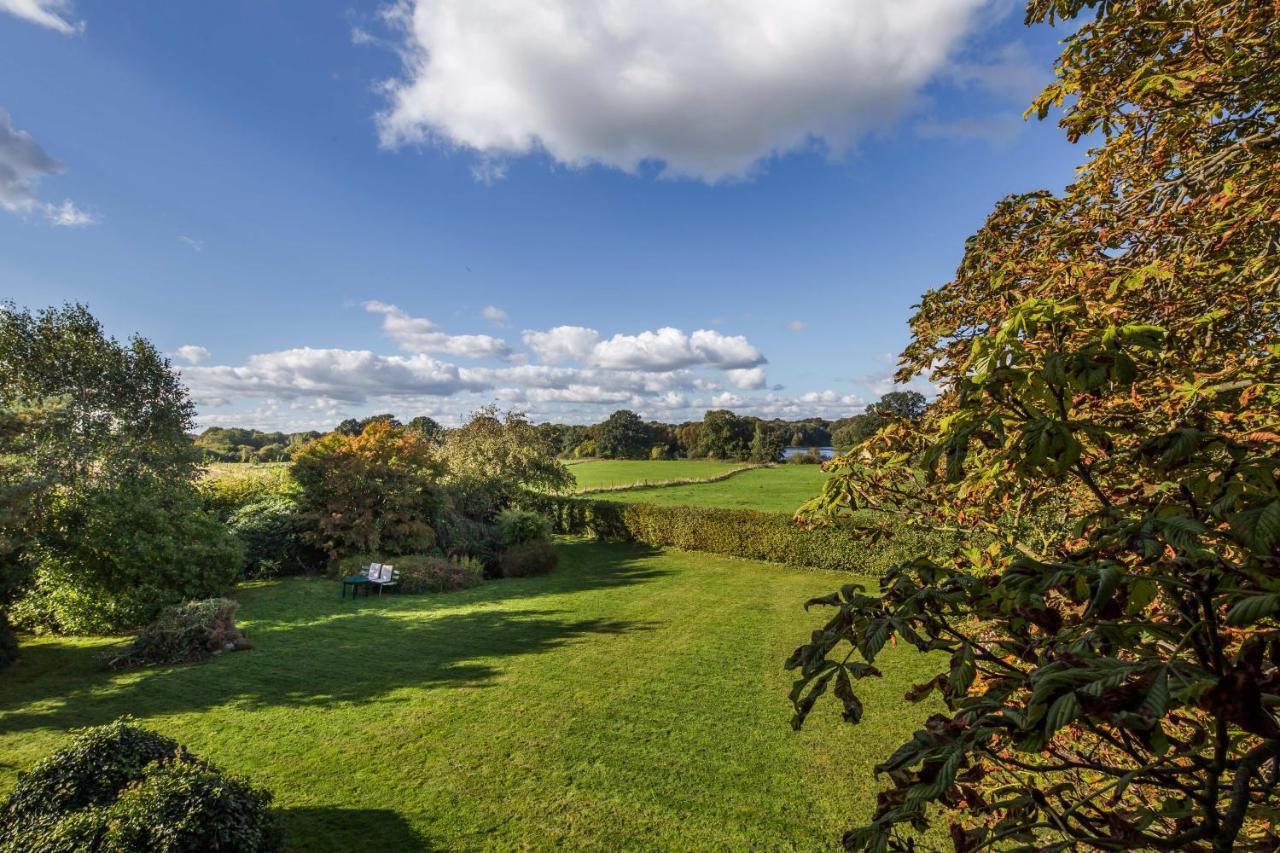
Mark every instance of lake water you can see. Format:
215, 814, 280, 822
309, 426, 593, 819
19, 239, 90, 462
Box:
780, 446, 837, 460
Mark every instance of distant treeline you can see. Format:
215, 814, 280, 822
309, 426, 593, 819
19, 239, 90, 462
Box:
191, 391, 926, 464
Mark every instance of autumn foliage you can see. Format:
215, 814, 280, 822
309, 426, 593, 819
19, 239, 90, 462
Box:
788, 1, 1280, 849
290, 421, 443, 559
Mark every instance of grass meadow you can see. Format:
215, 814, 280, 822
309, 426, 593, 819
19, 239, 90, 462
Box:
582, 464, 832, 514
1, 540, 938, 851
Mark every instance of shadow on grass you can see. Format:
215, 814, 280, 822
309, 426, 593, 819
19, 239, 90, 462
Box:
0, 540, 666, 735
279, 806, 433, 852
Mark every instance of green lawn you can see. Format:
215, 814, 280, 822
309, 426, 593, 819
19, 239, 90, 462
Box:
0, 541, 936, 851
569, 459, 748, 491
596, 465, 832, 514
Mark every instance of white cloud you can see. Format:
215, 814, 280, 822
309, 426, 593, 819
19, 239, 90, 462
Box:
522, 325, 601, 364
376, 0, 988, 182
0, 0, 81, 34
0, 110, 96, 226
365, 300, 512, 360
179, 235, 205, 252
787, 320, 807, 332
587, 327, 765, 371
724, 367, 767, 390
173, 345, 211, 365
481, 305, 510, 327
181, 347, 486, 405
521, 324, 765, 373
45, 198, 96, 226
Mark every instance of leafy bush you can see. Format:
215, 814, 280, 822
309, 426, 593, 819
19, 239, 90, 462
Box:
495, 508, 552, 547
397, 555, 485, 594
96, 756, 283, 852
521, 494, 954, 576
498, 541, 560, 578
226, 494, 319, 578
290, 421, 443, 559
0, 718, 181, 838
13, 475, 243, 634
105, 598, 250, 670
0, 718, 281, 852
435, 509, 502, 570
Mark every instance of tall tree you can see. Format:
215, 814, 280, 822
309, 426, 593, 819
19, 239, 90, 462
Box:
698, 410, 753, 460
0, 302, 196, 483
291, 421, 443, 558
749, 423, 785, 463
787, 2, 1280, 849
595, 409, 651, 459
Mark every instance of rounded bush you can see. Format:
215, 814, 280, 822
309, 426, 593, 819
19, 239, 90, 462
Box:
495, 509, 552, 548
101, 757, 283, 852
0, 718, 181, 842
0, 718, 282, 853
499, 541, 560, 578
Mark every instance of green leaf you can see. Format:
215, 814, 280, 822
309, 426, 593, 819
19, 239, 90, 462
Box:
1226, 594, 1280, 628
1044, 692, 1080, 737
1085, 566, 1122, 618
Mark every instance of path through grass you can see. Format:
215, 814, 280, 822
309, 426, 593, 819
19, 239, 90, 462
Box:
0, 541, 936, 851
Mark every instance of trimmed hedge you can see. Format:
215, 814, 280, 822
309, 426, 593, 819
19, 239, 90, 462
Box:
519, 494, 955, 576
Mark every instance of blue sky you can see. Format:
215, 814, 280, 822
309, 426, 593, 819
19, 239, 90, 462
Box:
0, 0, 1083, 430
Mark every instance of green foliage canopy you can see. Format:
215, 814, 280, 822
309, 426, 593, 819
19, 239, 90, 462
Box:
787, 1, 1280, 849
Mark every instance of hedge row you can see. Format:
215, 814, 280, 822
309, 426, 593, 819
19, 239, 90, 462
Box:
519, 494, 956, 576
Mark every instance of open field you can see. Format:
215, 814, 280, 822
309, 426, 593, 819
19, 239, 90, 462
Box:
594, 465, 832, 514
0, 541, 937, 851
568, 459, 749, 491
201, 461, 291, 485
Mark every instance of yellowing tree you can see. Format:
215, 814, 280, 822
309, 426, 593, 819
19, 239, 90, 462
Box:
788, 2, 1280, 849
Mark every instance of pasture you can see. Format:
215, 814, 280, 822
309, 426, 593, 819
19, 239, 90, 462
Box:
592, 464, 832, 514
567, 458, 749, 491
0, 541, 936, 851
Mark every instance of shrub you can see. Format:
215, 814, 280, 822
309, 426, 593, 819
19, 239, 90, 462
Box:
495, 508, 552, 547
397, 555, 485, 594
12, 475, 243, 634
0, 718, 181, 839
290, 422, 443, 559
649, 444, 670, 460
0, 718, 282, 852
499, 541, 560, 578
226, 495, 318, 578
98, 757, 283, 852
435, 509, 502, 571
520, 493, 955, 577
105, 598, 250, 670
331, 553, 484, 594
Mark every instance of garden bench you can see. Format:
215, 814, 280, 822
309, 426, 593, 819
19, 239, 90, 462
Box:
369, 563, 398, 595
340, 563, 398, 598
